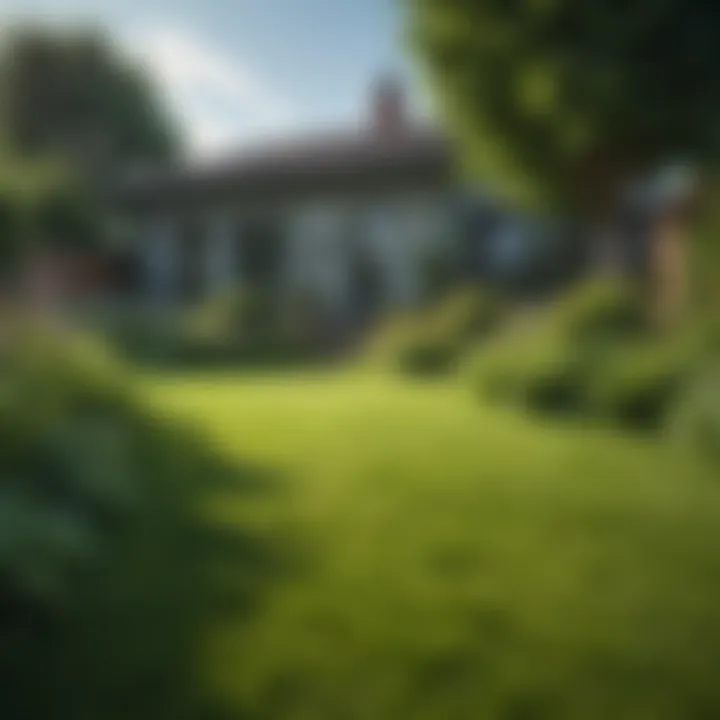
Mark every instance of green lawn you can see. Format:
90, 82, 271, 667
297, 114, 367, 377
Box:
145, 371, 720, 720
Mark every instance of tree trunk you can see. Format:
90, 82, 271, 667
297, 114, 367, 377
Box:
647, 212, 688, 331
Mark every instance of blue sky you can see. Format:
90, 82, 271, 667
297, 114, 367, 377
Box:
0, 0, 428, 155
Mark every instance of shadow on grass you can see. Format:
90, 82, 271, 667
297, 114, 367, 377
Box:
3, 410, 287, 720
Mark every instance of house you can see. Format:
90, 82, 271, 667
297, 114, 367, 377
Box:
121, 79, 685, 329
117, 78, 511, 328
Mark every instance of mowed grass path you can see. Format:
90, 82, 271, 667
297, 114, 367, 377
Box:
147, 372, 720, 720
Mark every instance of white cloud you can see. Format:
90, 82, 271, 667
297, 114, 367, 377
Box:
126, 26, 294, 157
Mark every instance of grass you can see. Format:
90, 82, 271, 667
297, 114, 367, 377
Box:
142, 370, 720, 720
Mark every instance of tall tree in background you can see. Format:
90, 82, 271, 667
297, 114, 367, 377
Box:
0, 26, 181, 180
408, 0, 720, 323
0, 144, 105, 305
0, 25, 182, 294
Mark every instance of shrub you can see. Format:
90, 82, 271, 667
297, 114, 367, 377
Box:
397, 330, 462, 376
465, 321, 586, 413
181, 286, 318, 366
420, 246, 458, 299
102, 286, 320, 368
672, 371, 720, 462
427, 286, 502, 344
553, 278, 645, 343
184, 285, 278, 345
366, 286, 502, 376
691, 312, 720, 360
0, 331, 141, 615
0, 326, 270, 718
362, 310, 421, 366
464, 279, 708, 427
585, 339, 693, 430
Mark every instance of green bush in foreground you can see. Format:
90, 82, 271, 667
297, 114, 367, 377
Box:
0, 333, 133, 613
0, 328, 273, 719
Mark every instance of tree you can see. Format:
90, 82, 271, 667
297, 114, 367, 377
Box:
0, 147, 60, 271
0, 25, 181, 180
0, 144, 108, 309
408, 0, 720, 323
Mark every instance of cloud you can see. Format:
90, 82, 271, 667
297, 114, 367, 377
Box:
127, 27, 294, 156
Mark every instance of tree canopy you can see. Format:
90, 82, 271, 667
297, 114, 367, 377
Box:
408, 0, 720, 213
0, 145, 104, 273
0, 25, 181, 180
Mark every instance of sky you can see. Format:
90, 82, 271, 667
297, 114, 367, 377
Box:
0, 0, 428, 156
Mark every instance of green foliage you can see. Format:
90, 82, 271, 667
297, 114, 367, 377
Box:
0, 327, 274, 719
465, 320, 585, 412
552, 279, 644, 343
363, 309, 422, 365
366, 286, 503, 376
35, 182, 102, 250
586, 339, 693, 430
184, 286, 278, 345
466, 279, 698, 427
0, 149, 102, 271
672, 371, 720, 463
430, 285, 503, 343
180, 286, 322, 366
396, 332, 460, 376
0, 331, 133, 610
409, 0, 720, 210
100, 287, 322, 369
0, 25, 180, 177
420, 245, 458, 299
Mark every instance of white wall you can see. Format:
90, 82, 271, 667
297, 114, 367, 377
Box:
142, 214, 178, 302
362, 195, 452, 306
286, 203, 352, 314
204, 212, 237, 293
139, 192, 454, 315
281, 193, 453, 315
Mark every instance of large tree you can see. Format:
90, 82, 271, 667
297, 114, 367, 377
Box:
408, 0, 720, 213
409, 0, 720, 324
0, 25, 181, 179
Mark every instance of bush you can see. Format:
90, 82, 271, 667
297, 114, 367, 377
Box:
553, 278, 644, 343
427, 286, 502, 344
585, 339, 693, 430
0, 331, 141, 614
101, 286, 320, 369
184, 285, 277, 345
672, 371, 720, 462
466, 279, 702, 428
0, 327, 270, 718
465, 321, 586, 413
180, 286, 318, 366
397, 331, 462, 376
366, 286, 502, 376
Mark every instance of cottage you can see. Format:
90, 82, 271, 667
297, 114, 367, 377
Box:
121, 78, 685, 329
117, 79, 498, 327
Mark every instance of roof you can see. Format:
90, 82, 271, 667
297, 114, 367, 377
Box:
117, 124, 453, 208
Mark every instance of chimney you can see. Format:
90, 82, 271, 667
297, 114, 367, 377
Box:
371, 76, 407, 135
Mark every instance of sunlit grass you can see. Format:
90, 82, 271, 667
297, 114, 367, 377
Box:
146, 371, 720, 719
